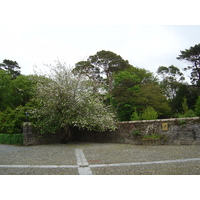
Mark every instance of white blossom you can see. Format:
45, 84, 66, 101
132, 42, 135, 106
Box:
32, 61, 117, 133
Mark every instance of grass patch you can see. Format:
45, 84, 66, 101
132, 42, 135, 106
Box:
142, 134, 166, 141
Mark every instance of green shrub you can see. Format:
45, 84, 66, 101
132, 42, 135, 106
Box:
142, 134, 166, 141
141, 106, 158, 120
178, 109, 197, 118
182, 97, 189, 114
184, 109, 197, 117
195, 96, 200, 116
0, 106, 26, 133
130, 109, 141, 121
176, 119, 186, 127
177, 97, 196, 118
129, 124, 142, 136
0, 133, 23, 145
129, 127, 142, 136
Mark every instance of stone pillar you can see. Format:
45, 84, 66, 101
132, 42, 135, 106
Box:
23, 122, 34, 145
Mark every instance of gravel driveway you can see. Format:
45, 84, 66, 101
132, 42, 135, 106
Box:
0, 143, 200, 175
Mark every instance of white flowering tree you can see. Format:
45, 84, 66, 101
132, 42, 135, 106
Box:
31, 61, 117, 142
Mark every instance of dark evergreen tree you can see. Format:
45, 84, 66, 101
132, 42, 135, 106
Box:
73, 50, 131, 93
177, 43, 200, 94
0, 59, 21, 79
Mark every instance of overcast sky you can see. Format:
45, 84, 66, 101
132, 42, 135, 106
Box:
1, 0, 200, 83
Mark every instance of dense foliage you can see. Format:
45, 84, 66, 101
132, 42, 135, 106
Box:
177, 43, 200, 91
30, 62, 117, 140
111, 67, 170, 120
0, 59, 21, 79
0, 133, 23, 145
1, 45, 200, 139
0, 60, 35, 135
73, 50, 131, 93
0, 106, 26, 133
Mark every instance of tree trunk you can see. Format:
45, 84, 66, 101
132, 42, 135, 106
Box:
62, 124, 72, 143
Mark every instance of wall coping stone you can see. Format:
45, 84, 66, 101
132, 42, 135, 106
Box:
118, 117, 200, 124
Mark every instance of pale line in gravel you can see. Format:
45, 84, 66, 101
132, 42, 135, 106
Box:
0, 165, 78, 168
75, 149, 93, 175
0, 157, 200, 170
89, 157, 200, 168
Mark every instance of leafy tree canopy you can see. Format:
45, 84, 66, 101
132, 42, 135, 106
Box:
135, 83, 171, 118
157, 65, 184, 80
0, 59, 21, 79
172, 84, 198, 113
0, 70, 35, 111
73, 50, 131, 93
30, 61, 117, 141
157, 65, 185, 99
112, 67, 158, 121
0, 70, 12, 111
177, 43, 200, 89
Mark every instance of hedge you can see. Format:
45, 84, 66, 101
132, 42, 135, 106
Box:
0, 133, 23, 145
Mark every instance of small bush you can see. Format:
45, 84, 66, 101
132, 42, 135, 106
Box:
0, 133, 23, 145
182, 97, 189, 114
141, 106, 158, 120
142, 134, 166, 141
176, 119, 186, 126
184, 109, 197, 117
129, 124, 142, 136
0, 106, 26, 133
130, 109, 141, 121
178, 109, 197, 118
195, 96, 200, 116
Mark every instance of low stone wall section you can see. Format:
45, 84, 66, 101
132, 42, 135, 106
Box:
73, 117, 200, 145
23, 117, 200, 145
23, 122, 67, 145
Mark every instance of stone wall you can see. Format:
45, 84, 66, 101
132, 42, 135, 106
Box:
73, 117, 200, 145
23, 122, 67, 145
23, 117, 200, 145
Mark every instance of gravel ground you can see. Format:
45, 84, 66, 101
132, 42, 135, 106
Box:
92, 161, 200, 175
81, 143, 200, 164
0, 144, 77, 165
0, 143, 200, 175
0, 167, 78, 175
